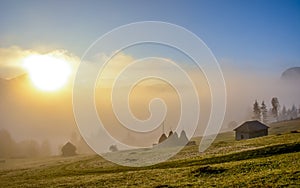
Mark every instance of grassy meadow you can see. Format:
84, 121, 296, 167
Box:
1, 119, 300, 187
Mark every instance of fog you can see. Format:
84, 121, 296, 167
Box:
222, 65, 300, 127
0, 50, 299, 157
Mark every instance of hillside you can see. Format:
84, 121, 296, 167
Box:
0, 120, 299, 187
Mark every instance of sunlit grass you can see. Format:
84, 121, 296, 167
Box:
0, 119, 299, 187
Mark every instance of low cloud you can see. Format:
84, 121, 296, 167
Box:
0, 46, 32, 79
0, 46, 80, 80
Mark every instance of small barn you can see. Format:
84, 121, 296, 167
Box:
156, 130, 195, 147
158, 133, 167, 144
61, 142, 77, 157
234, 120, 269, 140
177, 130, 188, 145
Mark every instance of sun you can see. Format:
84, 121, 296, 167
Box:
23, 54, 71, 91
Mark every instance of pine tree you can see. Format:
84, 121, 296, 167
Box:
261, 101, 268, 123
281, 105, 287, 121
253, 100, 261, 120
291, 104, 297, 119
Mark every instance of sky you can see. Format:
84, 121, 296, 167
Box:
1, 0, 300, 75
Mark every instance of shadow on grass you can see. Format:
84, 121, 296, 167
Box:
150, 142, 300, 171
191, 166, 227, 177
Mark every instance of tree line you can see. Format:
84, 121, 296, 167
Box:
0, 129, 51, 158
253, 97, 300, 123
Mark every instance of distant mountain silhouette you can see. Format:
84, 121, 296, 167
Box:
8, 74, 30, 82
0, 74, 30, 91
281, 67, 300, 81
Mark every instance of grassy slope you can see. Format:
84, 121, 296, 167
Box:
0, 119, 300, 187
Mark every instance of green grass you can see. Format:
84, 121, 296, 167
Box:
0, 119, 300, 187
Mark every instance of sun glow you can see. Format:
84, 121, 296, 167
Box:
23, 54, 71, 91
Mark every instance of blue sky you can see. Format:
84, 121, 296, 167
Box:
1, 0, 300, 74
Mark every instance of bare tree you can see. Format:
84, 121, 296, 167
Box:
271, 97, 280, 121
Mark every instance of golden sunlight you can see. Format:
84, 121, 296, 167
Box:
23, 54, 71, 91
